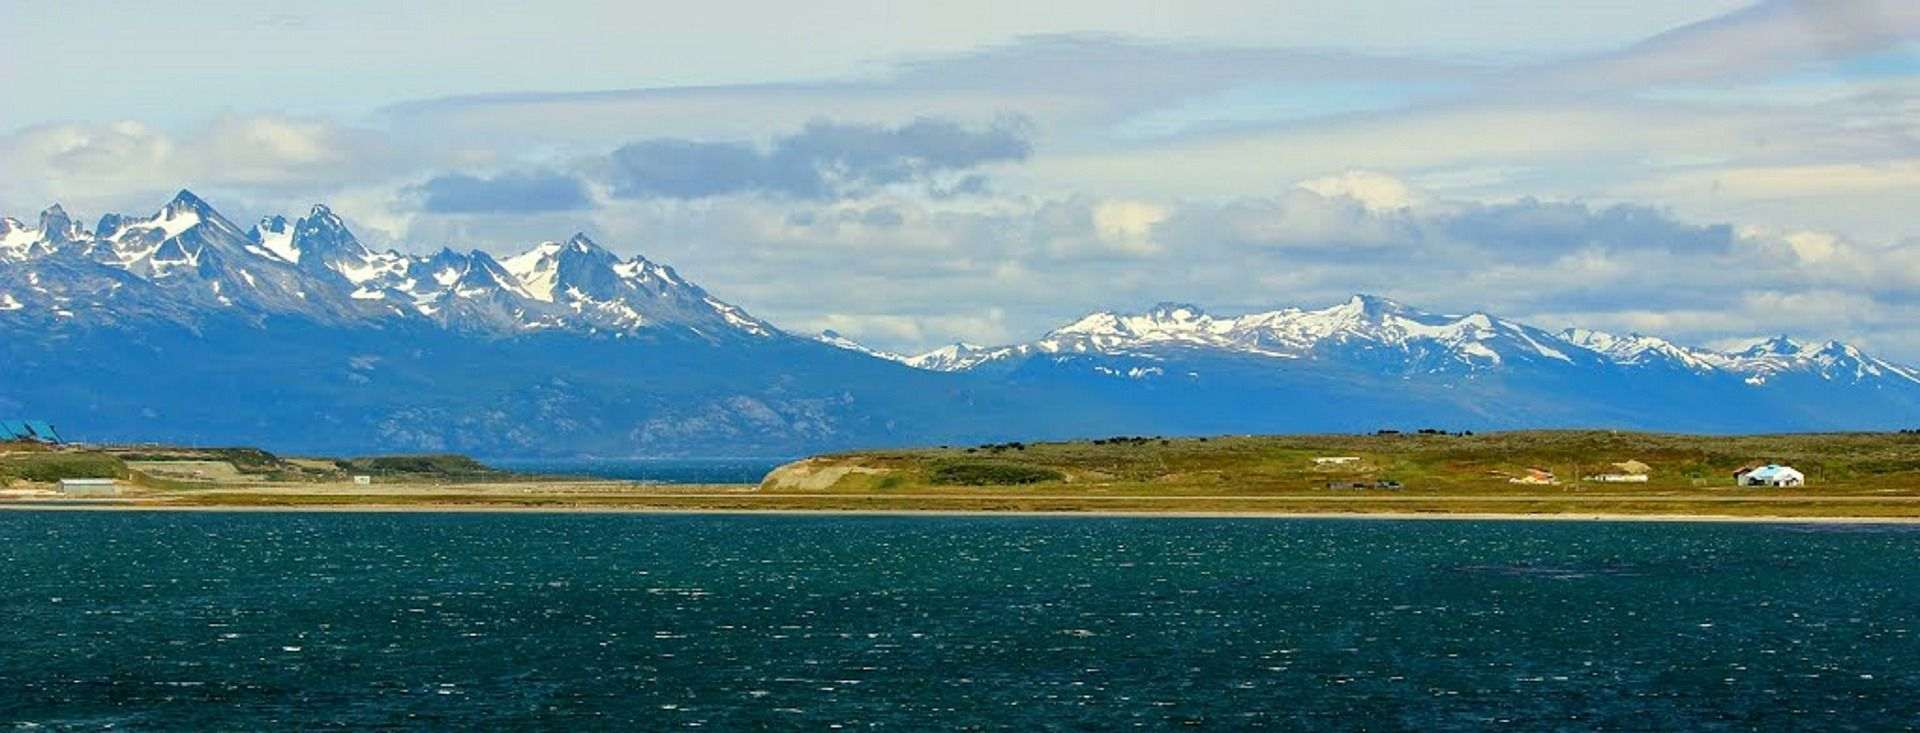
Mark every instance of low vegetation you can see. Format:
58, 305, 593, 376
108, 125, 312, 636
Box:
783, 430, 1920, 497
9, 431, 1919, 519
0, 450, 126, 483
344, 454, 501, 479
929, 460, 1065, 486
2, 441, 508, 490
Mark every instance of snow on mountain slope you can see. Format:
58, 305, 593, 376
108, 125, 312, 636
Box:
898, 297, 1919, 389
904, 297, 1598, 374
904, 342, 1011, 371
814, 330, 911, 362
0, 191, 777, 340
1727, 337, 1920, 386
1560, 328, 1727, 371
5, 191, 1914, 395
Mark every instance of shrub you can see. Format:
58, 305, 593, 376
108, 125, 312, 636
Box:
929, 461, 1064, 486
0, 453, 125, 482
348, 454, 497, 476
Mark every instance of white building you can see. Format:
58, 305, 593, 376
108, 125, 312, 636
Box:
1737, 464, 1805, 487
1585, 473, 1650, 483
1312, 457, 1361, 465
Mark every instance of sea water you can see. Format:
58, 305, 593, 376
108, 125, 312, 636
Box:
2, 513, 1916, 728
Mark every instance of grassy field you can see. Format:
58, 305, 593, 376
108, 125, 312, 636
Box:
726, 431, 1920, 517
1, 441, 513, 491
6, 431, 1920, 519
771, 431, 1920, 494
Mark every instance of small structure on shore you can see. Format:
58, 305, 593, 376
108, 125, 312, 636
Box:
1312, 456, 1361, 466
1611, 460, 1651, 475
352, 475, 373, 486
1585, 460, 1652, 483
1327, 479, 1403, 490
1737, 464, 1805, 487
57, 478, 119, 496
1584, 473, 1649, 483
1509, 468, 1558, 485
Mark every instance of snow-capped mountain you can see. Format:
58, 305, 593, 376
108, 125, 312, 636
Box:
881, 297, 1606, 374
0, 190, 774, 339
902, 342, 1004, 371
875, 296, 1920, 391
4, 191, 1917, 456
813, 330, 909, 362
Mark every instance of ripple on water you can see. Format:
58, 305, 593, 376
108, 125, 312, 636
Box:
0, 514, 1916, 728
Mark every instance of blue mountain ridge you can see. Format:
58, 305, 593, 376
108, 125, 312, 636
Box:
1, 191, 1915, 456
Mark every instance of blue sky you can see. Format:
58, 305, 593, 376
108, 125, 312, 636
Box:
2, 0, 1916, 359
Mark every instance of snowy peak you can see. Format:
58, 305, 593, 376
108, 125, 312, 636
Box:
500, 234, 620, 303
1, 216, 47, 259
1561, 328, 1721, 371
898, 297, 1918, 388
160, 189, 216, 218
1013, 296, 1578, 370
0, 192, 780, 340
815, 330, 910, 362
248, 215, 298, 263
1328, 293, 1412, 321
1054, 302, 1217, 340
1740, 335, 1804, 358
449, 250, 527, 298
905, 342, 1006, 371
36, 205, 85, 244
292, 205, 374, 264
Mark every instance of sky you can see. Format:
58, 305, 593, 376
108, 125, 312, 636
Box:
2, 0, 1917, 359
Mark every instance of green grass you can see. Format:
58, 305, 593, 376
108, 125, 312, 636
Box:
799, 430, 1920, 496
929, 460, 1065, 486
0, 451, 127, 482
345, 454, 503, 478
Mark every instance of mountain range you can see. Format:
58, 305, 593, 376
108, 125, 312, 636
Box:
3, 191, 1915, 456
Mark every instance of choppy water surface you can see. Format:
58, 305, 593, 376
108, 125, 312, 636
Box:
2, 514, 1916, 729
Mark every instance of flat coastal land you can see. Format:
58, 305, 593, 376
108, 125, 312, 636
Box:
4, 431, 1919, 521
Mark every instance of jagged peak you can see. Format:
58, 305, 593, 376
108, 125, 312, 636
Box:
1146, 302, 1206, 319
815, 329, 912, 361
1812, 340, 1863, 360
295, 205, 351, 232
164, 189, 216, 215
38, 204, 73, 226
1741, 335, 1803, 357
564, 232, 604, 252
31, 204, 85, 243
94, 213, 125, 238
1328, 293, 1413, 319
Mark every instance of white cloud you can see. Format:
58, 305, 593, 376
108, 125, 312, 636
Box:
1296, 170, 1426, 211
0, 115, 405, 215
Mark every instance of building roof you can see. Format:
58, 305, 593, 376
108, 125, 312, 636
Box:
0, 419, 61, 443
1745, 464, 1803, 480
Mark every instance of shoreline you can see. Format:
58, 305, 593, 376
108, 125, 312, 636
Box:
4, 502, 1918, 524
